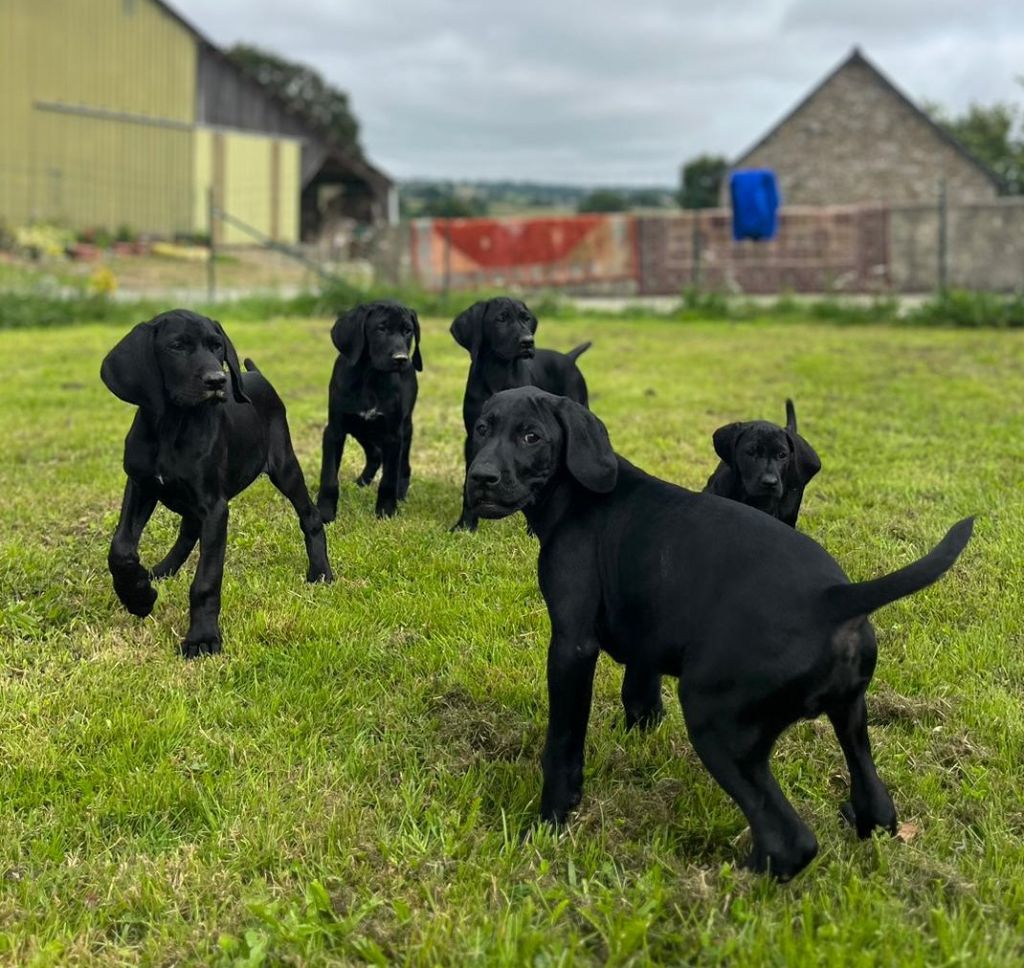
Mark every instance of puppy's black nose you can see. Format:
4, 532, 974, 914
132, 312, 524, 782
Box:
203, 370, 227, 390
761, 473, 779, 487
392, 352, 410, 364
469, 466, 501, 486
519, 336, 535, 349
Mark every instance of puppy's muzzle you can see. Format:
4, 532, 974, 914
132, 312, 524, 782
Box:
391, 353, 411, 371
466, 464, 515, 518
757, 473, 782, 496
517, 336, 535, 359
203, 370, 228, 401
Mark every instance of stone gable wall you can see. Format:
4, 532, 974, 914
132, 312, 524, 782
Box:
723, 59, 998, 207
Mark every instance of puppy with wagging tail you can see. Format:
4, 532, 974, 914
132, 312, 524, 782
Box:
465, 386, 972, 880
317, 301, 422, 521
101, 309, 332, 658
450, 296, 591, 531
705, 398, 821, 528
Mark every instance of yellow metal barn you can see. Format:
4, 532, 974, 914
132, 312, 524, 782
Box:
0, 0, 393, 243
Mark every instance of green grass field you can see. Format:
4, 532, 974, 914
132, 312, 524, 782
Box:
1, 314, 1023, 965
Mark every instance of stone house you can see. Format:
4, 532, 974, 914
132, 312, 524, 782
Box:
722, 48, 1001, 206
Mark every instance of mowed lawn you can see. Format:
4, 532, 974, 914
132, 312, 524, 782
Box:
0, 313, 1023, 966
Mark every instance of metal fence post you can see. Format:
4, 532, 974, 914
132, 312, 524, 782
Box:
443, 218, 452, 297
691, 214, 702, 291
207, 186, 216, 303
937, 177, 948, 296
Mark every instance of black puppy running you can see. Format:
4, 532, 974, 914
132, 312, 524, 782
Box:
317, 301, 422, 521
704, 399, 820, 527
450, 296, 590, 531
101, 309, 332, 658
465, 386, 972, 880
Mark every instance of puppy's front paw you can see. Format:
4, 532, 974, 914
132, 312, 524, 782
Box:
540, 780, 583, 826
839, 798, 897, 839
307, 564, 334, 584
316, 498, 337, 524
113, 567, 158, 617
180, 630, 222, 659
448, 517, 478, 533
355, 472, 375, 487
375, 499, 398, 519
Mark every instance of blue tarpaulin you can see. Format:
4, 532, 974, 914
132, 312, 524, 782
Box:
729, 169, 780, 241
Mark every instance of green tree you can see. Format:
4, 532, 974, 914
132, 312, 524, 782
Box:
577, 189, 628, 213
228, 44, 362, 154
678, 155, 727, 209
925, 97, 1024, 195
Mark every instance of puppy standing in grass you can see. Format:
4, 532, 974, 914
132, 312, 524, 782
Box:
450, 296, 591, 531
101, 309, 332, 658
465, 386, 972, 879
317, 301, 422, 521
704, 399, 821, 527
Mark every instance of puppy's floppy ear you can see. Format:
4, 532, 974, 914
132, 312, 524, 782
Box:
100, 320, 162, 410
410, 308, 423, 372
712, 422, 745, 465
331, 305, 368, 362
212, 320, 250, 405
552, 396, 618, 493
785, 430, 821, 486
785, 398, 797, 434
450, 301, 485, 354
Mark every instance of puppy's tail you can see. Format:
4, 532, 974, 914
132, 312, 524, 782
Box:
243, 358, 259, 372
824, 517, 974, 622
566, 341, 592, 364
785, 398, 797, 433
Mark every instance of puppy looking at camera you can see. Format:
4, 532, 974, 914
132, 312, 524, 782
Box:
317, 301, 422, 521
465, 386, 971, 880
450, 296, 590, 531
704, 399, 820, 527
101, 309, 332, 658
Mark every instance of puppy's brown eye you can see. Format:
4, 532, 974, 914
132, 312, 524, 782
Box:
523, 432, 541, 445
777, 451, 788, 460
475, 422, 488, 437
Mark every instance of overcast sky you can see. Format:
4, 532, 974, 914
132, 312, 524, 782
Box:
174, 0, 1024, 186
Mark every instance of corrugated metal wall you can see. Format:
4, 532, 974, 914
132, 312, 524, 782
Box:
0, 0, 196, 234
193, 128, 301, 244
0, 0, 303, 241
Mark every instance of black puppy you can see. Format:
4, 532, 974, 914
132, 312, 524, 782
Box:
101, 309, 332, 658
466, 386, 972, 880
450, 296, 591, 531
704, 399, 820, 527
317, 301, 422, 521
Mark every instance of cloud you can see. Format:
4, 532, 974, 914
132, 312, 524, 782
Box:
172, 0, 1024, 184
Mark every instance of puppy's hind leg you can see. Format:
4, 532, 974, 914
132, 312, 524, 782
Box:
681, 696, 818, 880
355, 443, 382, 488
268, 423, 334, 583
150, 515, 200, 579
621, 666, 664, 731
108, 479, 159, 617
827, 693, 897, 838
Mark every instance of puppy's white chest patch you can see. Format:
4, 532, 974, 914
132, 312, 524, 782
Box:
358, 407, 382, 420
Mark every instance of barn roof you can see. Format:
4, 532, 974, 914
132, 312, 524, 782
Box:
149, 0, 392, 190
730, 47, 1003, 192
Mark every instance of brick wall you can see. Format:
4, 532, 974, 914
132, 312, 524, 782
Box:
637, 206, 889, 295
397, 198, 1024, 296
